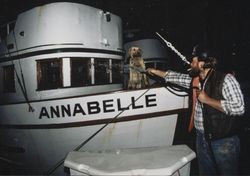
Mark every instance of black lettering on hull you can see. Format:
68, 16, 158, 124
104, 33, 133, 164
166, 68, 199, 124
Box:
38, 94, 158, 119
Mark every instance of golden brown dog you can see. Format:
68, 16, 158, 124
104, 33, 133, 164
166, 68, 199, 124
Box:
128, 47, 149, 89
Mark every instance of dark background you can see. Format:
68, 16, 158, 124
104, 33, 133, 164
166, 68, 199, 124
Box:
1, 0, 250, 79
1, 0, 249, 174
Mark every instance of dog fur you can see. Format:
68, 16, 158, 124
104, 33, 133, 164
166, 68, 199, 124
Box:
127, 47, 149, 89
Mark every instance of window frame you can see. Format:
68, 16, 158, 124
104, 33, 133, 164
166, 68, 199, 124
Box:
36, 58, 63, 91
36, 57, 122, 91
2, 64, 16, 93
70, 57, 91, 87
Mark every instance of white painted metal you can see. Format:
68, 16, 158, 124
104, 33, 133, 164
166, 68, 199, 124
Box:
0, 87, 188, 174
0, 2, 189, 175
64, 145, 196, 176
0, 2, 123, 56
63, 58, 71, 87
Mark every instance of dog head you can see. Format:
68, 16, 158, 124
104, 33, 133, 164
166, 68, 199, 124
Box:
128, 47, 142, 58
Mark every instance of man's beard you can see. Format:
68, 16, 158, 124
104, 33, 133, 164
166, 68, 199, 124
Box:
189, 67, 200, 77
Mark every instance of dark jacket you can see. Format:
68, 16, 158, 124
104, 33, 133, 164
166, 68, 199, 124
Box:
202, 70, 241, 140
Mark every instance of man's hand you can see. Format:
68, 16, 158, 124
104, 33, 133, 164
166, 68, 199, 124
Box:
197, 90, 209, 103
196, 90, 225, 113
146, 68, 156, 76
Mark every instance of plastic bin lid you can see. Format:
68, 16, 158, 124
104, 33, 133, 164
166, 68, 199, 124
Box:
64, 145, 196, 176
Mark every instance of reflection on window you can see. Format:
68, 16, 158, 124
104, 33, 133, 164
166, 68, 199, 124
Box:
94, 58, 110, 85
112, 59, 122, 84
71, 58, 91, 87
3, 65, 15, 93
36, 57, 122, 90
37, 59, 62, 90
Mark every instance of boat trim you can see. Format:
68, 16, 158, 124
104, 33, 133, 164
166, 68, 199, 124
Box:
0, 47, 125, 62
0, 108, 188, 129
4, 43, 84, 55
0, 87, 125, 106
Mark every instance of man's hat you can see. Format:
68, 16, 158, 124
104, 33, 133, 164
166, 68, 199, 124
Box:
191, 45, 217, 68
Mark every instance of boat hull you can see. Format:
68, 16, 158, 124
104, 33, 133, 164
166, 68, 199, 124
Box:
0, 87, 188, 174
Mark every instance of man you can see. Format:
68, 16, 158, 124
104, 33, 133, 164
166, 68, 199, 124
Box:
147, 45, 245, 175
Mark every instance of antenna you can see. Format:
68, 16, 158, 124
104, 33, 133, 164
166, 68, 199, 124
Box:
156, 32, 190, 65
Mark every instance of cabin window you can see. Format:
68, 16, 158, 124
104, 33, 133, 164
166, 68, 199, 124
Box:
71, 58, 91, 87
112, 59, 122, 83
9, 21, 15, 32
37, 58, 62, 90
94, 58, 110, 85
3, 65, 15, 93
0, 26, 7, 40
0, 21, 16, 40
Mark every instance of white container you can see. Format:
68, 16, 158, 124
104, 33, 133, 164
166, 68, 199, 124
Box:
64, 145, 196, 176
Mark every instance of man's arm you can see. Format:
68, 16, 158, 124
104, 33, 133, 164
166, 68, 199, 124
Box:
147, 68, 192, 89
220, 74, 245, 115
198, 74, 245, 115
147, 68, 168, 78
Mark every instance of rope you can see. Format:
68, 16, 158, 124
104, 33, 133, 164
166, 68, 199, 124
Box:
4, 30, 34, 112
45, 88, 151, 175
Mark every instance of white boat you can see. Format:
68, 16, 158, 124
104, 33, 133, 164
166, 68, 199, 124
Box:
0, 2, 189, 175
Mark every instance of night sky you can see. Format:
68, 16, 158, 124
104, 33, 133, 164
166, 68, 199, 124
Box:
0, 0, 249, 74
1, 0, 250, 78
